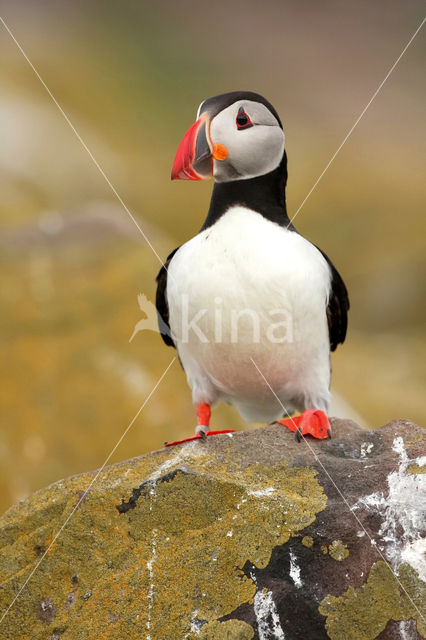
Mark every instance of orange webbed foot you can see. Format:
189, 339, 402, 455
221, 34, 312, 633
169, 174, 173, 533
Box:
276, 409, 331, 442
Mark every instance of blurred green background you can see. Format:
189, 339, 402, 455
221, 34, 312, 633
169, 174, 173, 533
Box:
0, 0, 425, 513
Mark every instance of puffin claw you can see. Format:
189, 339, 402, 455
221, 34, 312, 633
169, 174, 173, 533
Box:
195, 423, 209, 438
295, 427, 303, 443
327, 428, 332, 439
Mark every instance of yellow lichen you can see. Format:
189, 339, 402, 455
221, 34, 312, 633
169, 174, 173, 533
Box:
0, 443, 327, 639
321, 545, 328, 555
302, 536, 314, 548
328, 540, 349, 561
199, 619, 254, 639
319, 561, 426, 640
405, 434, 424, 446
407, 463, 426, 474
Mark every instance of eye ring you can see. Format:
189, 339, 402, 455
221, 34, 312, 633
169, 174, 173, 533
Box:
236, 107, 253, 130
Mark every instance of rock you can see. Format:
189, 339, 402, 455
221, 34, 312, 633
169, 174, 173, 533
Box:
0, 418, 424, 639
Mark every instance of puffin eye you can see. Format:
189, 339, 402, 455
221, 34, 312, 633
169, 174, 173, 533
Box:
236, 108, 253, 130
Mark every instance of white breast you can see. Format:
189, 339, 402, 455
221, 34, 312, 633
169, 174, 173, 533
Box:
167, 207, 332, 422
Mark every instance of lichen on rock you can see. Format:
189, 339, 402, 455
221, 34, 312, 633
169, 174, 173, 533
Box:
328, 540, 349, 561
0, 418, 424, 639
319, 561, 426, 640
301, 535, 314, 548
0, 425, 326, 639
199, 619, 254, 639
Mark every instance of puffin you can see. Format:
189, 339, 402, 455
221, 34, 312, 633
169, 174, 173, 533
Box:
156, 91, 349, 444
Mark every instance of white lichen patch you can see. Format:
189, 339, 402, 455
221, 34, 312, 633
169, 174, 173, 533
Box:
353, 436, 426, 579
360, 442, 374, 458
254, 589, 286, 639
190, 609, 203, 636
251, 571, 286, 639
146, 528, 158, 639
144, 445, 207, 505
247, 487, 276, 498
399, 619, 418, 640
401, 538, 426, 582
289, 550, 302, 588
147, 451, 186, 485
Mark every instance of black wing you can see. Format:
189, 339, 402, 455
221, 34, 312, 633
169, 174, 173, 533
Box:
155, 247, 180, 348
317, 248, 350, 352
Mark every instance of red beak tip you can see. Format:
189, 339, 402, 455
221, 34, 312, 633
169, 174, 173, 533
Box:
171, 116, 213, 182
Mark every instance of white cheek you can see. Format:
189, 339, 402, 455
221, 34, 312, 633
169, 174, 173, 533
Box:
211, 122, 285, 181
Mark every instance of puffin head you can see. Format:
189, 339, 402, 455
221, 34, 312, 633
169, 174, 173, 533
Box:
171, 91, 285, 183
